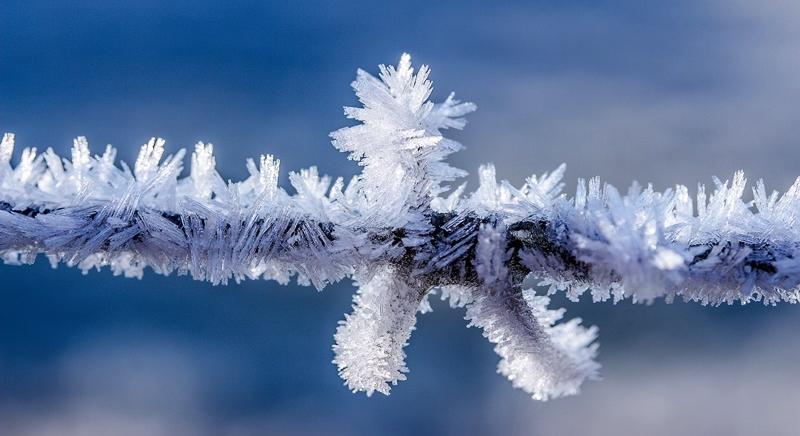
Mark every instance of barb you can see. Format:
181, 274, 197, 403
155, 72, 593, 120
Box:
1, 54, 797, 400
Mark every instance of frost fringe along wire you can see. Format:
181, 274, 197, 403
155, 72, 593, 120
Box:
1, 54, 798, 400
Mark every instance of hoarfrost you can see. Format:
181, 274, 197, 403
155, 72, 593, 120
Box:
1, 53, 797, 399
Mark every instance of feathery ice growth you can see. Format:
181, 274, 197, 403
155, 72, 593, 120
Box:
1, 54, 798, 400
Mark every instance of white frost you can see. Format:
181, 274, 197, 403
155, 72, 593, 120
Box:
1, 53, 798, 400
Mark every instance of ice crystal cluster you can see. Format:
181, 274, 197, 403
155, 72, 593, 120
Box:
1, 54, 798, 400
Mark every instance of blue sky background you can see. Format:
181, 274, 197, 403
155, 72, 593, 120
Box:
3, 1, 800, 434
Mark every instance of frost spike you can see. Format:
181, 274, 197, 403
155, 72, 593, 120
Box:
330, 52, 475, 228
1, 133, 15, 165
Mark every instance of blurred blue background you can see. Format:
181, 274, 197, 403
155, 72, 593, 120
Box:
3, 1, 800, 434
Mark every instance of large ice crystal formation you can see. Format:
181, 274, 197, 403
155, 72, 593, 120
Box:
1, 54, 797, 400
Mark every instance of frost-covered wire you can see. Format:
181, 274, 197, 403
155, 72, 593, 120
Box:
1, 54, 798, 400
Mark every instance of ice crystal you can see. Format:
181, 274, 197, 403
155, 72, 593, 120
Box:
330, 52, 476, 228
333, 265, 422, 396
468, 222, 599, 400
1, 53, 798, 399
